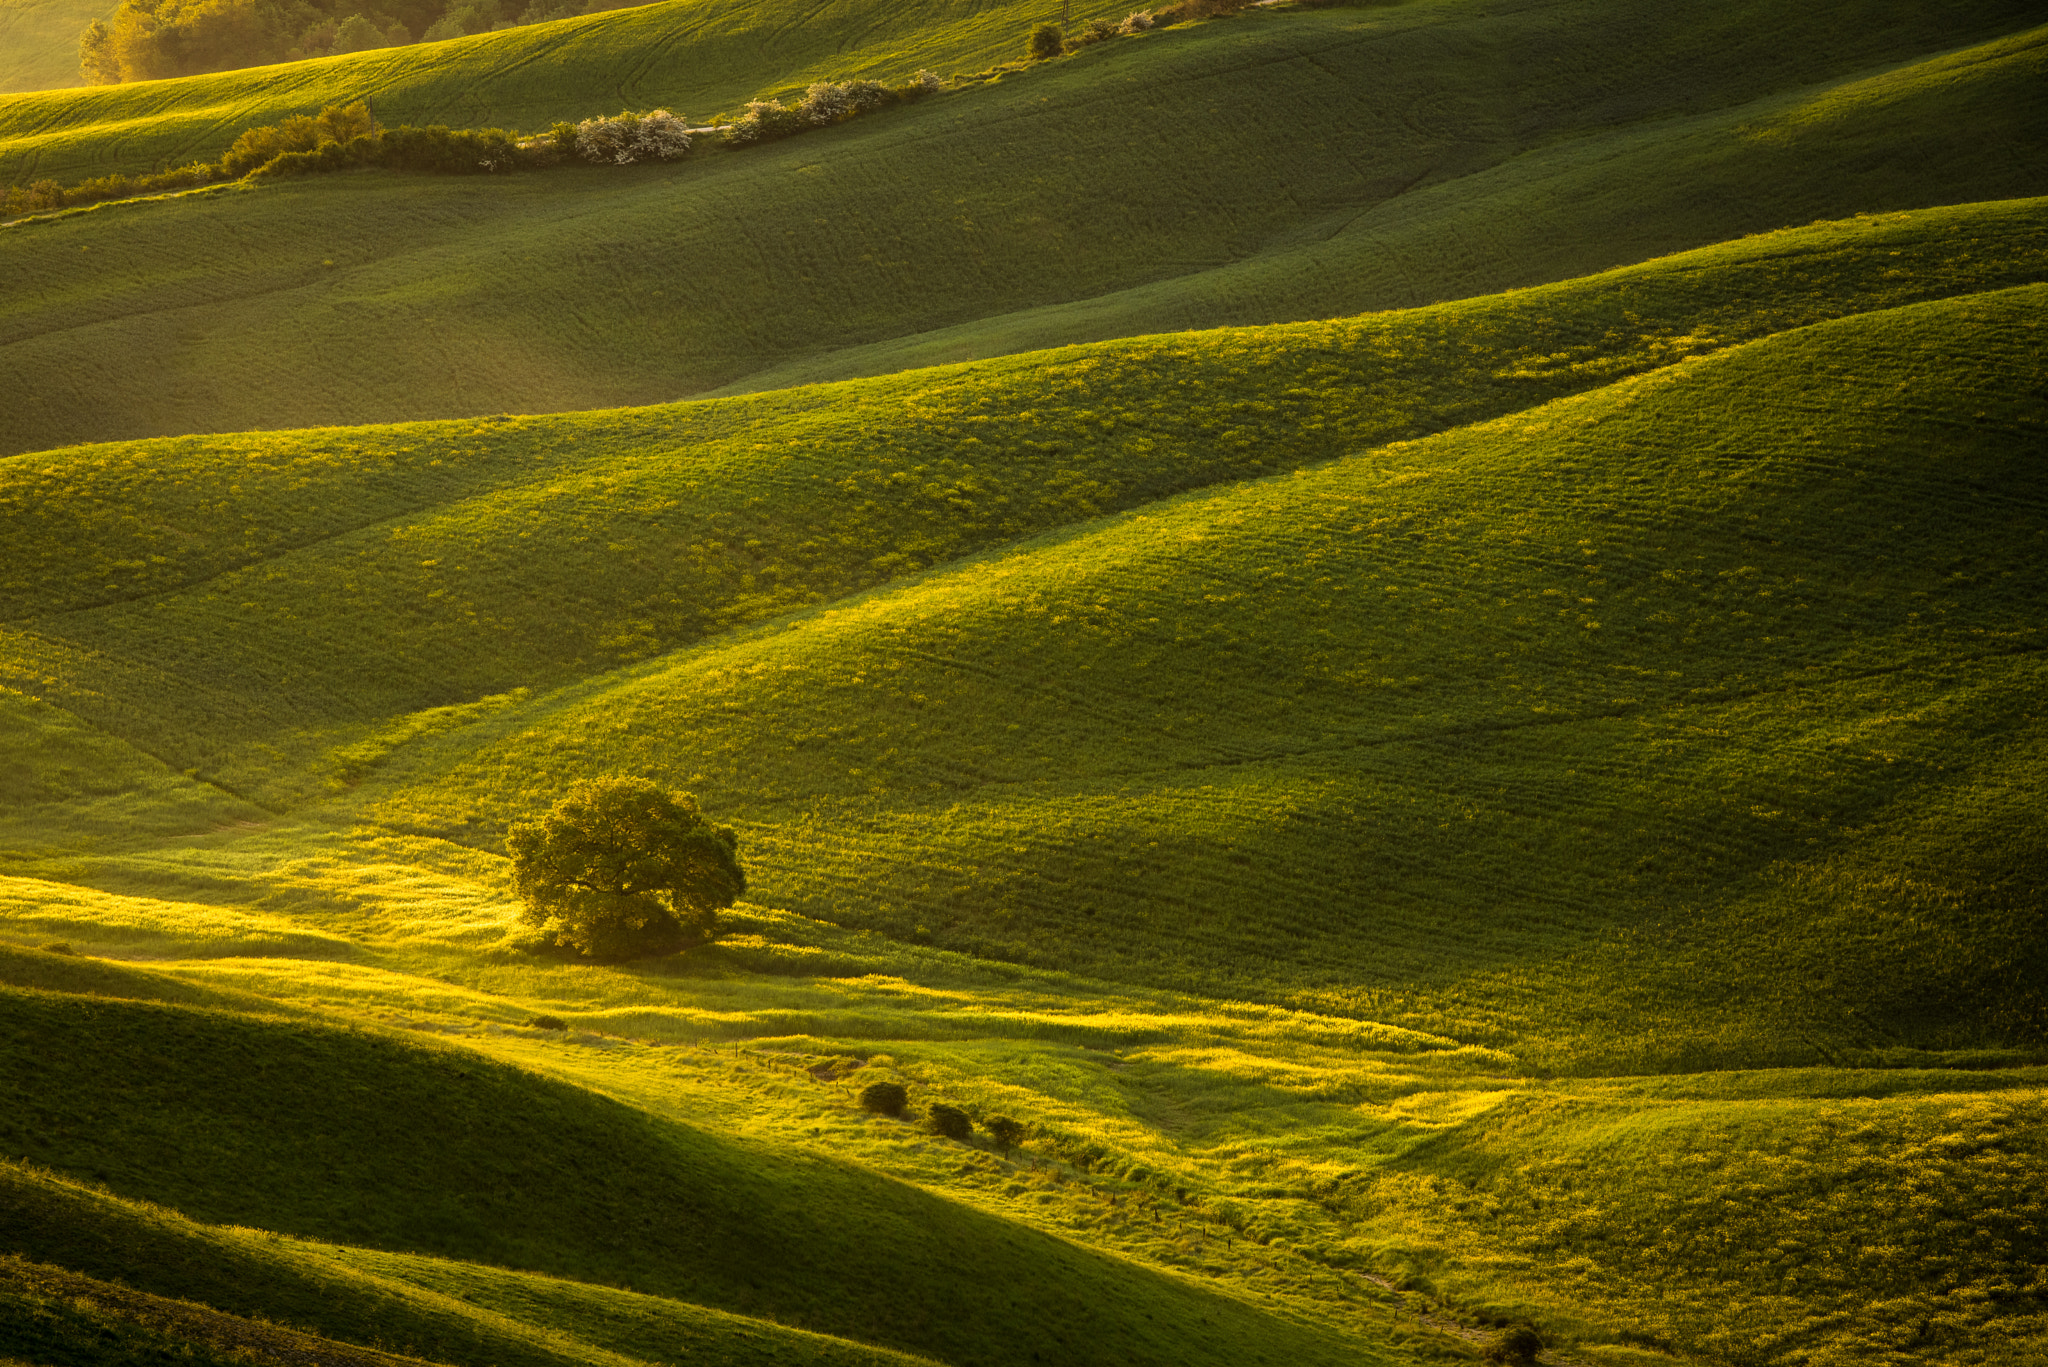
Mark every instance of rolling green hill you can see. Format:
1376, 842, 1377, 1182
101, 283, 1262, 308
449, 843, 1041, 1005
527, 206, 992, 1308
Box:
3, 1, 2043, 455
5, 197, 2041, 808
0, 0, 108, 96
0, 0, 1139, 183
333, 282, 2047, 1066
5, 0, 2047, 1363
0, 983, 1389, 1367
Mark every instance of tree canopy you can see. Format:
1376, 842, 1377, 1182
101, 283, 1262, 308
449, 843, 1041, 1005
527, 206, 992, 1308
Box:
507, 777, 744, 960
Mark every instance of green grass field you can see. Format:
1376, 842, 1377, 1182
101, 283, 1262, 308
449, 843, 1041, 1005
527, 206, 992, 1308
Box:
0, 0, 109, 96
4, 0, 2043, 455
4, 0, 2046, 1364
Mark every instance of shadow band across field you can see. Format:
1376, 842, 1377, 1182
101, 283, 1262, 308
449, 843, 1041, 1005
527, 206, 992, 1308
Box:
0, 983, 1389, 1367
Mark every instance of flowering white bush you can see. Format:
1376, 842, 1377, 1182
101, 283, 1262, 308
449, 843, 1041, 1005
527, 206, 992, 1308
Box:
799, 82, 853, 124
913, 69, 942, 92
1119, 9, 1154, 31
798, 79, 893, 126
574, 109, 692, 164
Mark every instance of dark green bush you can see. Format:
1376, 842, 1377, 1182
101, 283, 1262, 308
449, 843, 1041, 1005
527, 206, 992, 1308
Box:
929, 1104, 973, 1141
1029, 22, 1064, 59
859, 1081, 908, 1117
1483, 1324, 1544, 1365
986, 1116, 1025, 1153
530, 1014, 566, 1031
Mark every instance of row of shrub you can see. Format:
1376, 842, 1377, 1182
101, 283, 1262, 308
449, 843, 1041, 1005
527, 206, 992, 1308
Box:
2, 101, 520, 216
726, 72, 941, 147
5, 70, 956, 218
12, 2, 1231, 220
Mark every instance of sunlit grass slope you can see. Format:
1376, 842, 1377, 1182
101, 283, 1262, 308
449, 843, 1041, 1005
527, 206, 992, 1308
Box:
0, 983, 1389, 1367
0, 0, 109, 96
3, 198, 2041, 811
5, 3, 2044, 453
338, 284, 2048, 1067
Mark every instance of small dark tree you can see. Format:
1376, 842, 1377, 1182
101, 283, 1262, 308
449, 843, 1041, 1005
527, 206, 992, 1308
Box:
1483, 1324, 1544, 1366
986, 1116, 1025, 1154
1028, 22, 1064, 59
508, 777, 744, 960
860, 1081, 908, 1117
929, 1103, 973, 1141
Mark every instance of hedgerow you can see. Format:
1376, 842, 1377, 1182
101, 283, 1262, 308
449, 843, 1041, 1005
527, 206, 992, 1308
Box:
5, 72, 945, 218
18, 0, 1199, 221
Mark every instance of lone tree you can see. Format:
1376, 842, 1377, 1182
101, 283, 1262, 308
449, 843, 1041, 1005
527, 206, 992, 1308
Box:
508, 777, 744, 960
1029, 22, 1064, 59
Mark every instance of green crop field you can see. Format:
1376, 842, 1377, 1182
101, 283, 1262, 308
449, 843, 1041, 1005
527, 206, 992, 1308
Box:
4, 0, 2044, 454
0, 0, 109, 95
4, 0, 2045, 1365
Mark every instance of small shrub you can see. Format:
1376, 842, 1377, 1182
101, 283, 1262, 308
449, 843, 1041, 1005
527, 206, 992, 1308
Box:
724, 99, 810, 147
799, 81, 854, 124
575, 109, 692, 164
1029, 22, 1064, 59
860, 1081, 908, 1116
1482, 1325, 1544, 1366
986, 1116, 1025, 1153
929, 1103, 973, 1141
911, 69, 942, 93
529, 1014, 566, 1031
1075, 17, 1117, 43
38, 942, 76, 956
1118, 10, 1154, 32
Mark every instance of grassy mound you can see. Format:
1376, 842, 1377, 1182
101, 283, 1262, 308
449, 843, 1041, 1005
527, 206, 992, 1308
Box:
3, 198, 2040, 805
0, 1253, 442, 1367
341, 283, 2048, 1065
3, 2, 2042, 454
0, 1174, 935, 1366
0, 984, 1388, 1367
1330, 1068, 2048, 1365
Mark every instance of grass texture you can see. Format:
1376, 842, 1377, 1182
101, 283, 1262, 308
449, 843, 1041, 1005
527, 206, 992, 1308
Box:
3, 198, 2041, 805
0, 984, 1391, 1367
2, 208, 2043, 1367
337, 282, 2048, 1064
3, 1, 2044, 453
4, 3, 2046, 1363
0, 0, 109, 96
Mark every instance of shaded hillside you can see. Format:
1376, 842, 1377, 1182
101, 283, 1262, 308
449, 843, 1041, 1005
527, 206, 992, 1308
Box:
0, 1170, 933, 1366
3, 198, 2041, 808
0, 985, 1386, 1367
3, 2, 2043, 453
